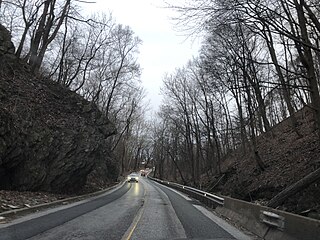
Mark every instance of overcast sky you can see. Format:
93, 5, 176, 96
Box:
80, 0, 200, 113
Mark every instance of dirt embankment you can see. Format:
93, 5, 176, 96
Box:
207, 107, 320, 218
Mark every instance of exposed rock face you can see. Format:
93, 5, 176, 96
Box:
0, 24, 15, 55
0, 28, 118, 193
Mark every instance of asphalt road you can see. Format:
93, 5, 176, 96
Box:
0, 177, 251, 240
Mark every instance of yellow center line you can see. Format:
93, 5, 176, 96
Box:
122, 187, 147, 240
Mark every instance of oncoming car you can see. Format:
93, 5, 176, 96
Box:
127, 173, 139, 183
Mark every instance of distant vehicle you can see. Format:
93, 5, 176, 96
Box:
127, 173, 139, 182
140, 169, 147, 176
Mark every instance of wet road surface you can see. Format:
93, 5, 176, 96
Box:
0, 177, 251, 240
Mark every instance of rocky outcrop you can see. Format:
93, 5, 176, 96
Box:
0, 28, 118, 193
0, 24, 15, 55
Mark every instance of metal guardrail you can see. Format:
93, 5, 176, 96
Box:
148, 175, 320, 240
147, 175, 320, 240
148, 176, 224, 207
260, 210, 285, 230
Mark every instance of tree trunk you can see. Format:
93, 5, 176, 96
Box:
294, 0, 320, 135
28, 0, 50, 69
168, 151, 187, 185
16, 26, 30, 58
268, 168, 320, 208
240, 26, 271, 133
242, 56, 266, 171
264, 25, 302, 137
29, 0, 70, 72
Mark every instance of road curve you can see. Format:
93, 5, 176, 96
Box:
0, 177, 251, 240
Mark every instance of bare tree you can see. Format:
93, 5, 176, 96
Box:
14, 0, 42, 58
1, 0, 147, 177
27, 0, 72, 72
167, 0, 320, 135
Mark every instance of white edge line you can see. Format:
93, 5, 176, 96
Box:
152, 181, 192, 201
0, 181, 126, 228
193, 205, 252, 240
151, 179, 251, 240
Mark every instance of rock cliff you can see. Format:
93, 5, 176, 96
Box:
0, 24, 118, 193
0, 24, 15, 55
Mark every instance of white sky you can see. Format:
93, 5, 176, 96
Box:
80, 0, 200, 113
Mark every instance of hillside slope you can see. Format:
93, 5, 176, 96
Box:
211, 107, 320, 218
